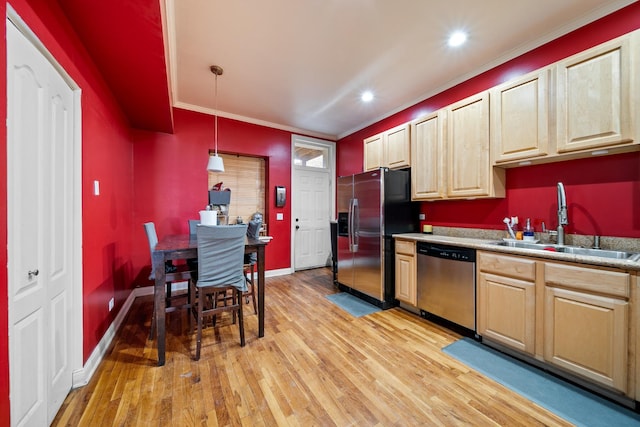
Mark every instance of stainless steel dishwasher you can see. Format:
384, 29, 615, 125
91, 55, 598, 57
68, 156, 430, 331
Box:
417, 242, 476, 331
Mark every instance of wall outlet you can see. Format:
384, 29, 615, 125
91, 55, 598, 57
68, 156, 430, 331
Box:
276, 213, 284, 220
93, 180, 100, 196
108, 297, 114, 312
419, 213, 426, 220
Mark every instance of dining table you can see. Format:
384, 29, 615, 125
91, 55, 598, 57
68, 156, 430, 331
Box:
151, 233, 268, 366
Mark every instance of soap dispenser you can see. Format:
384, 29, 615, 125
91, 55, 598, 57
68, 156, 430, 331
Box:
523, 218, 535, 242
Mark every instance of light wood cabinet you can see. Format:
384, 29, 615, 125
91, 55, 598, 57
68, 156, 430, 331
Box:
364, 123, 410, 171
491, 68, 551, 164
477, 251, 537, 354
410, 93, 505, 200
446, 92, 505, 198
364, 133, 384, 171
556, 34, 637, 154
410, 111, 445, 200
394, 239, 416, 306
543, 261, 630, 393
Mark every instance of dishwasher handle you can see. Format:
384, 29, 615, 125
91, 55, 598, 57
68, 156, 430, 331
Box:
417, 242, 475, 262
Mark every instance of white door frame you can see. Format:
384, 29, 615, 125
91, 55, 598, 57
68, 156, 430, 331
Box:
290, 135, 336, 271
6, 5, 83, 419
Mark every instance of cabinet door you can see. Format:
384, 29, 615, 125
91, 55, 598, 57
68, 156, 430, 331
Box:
411, 111, 445, 200
478, 272, 536, 354
395, 253, 416, 305
492, 68, 550, 163
447, 92, 493, 198
364, 133, 384, 171
385, 124, 410, 169
544, 286, 628, 393
556, 35, 634, 152
395, 240, 416, 305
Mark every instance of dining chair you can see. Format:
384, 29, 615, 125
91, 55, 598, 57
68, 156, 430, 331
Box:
243, 219, 262, 314
187, 219, 200, 271
188, 219, 200, 236
144, 222, 195, 339
191, 224, 249, 360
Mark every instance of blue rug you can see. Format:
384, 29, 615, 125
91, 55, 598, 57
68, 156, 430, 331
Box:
325, 292, 381, 317
443, 338, 640, 426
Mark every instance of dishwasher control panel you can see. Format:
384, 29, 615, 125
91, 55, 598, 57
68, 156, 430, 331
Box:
417, 242, 476, 262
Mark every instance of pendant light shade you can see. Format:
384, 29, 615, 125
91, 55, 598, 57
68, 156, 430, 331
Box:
207, 154, 224, 172
207, 65, 225, 172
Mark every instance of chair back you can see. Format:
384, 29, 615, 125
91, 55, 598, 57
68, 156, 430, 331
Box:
196, 224, 248, 291
188, 219, 200, 236
143, 222, 158, 280
245, 220, 262, 265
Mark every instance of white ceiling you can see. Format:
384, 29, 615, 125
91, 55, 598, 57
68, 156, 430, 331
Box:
166, 0, 635, 140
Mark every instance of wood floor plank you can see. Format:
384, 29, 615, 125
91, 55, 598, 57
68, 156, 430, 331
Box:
52, 268, 578, 426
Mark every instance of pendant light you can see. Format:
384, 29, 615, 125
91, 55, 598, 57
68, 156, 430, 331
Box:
207, 65, 225, 172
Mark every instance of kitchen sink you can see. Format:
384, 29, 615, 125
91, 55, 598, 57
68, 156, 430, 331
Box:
491, 240, 640, 260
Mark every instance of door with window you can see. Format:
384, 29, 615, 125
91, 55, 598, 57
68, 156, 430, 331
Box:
292, 136, 335, 271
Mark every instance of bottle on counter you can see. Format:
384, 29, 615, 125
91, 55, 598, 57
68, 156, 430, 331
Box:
523, 218, 535, 241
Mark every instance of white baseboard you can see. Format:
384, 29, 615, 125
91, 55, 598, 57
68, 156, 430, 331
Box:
71, 287, 137, 388
70, 268, 287, 387
265, 267, 292, 277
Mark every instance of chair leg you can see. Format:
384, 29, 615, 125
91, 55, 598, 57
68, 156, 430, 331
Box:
244, 264, 257, 314
250, 275, 257, 315
237, 289, 245, 347
149, 298, 156, 340
195, 287, 204, 361
166, 281, 172, 307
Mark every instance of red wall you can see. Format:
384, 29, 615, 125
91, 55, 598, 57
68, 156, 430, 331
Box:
1, 1, 137, 423
131, 108, 294, 275
338, 2, 640, 238
0, 1, 639, 425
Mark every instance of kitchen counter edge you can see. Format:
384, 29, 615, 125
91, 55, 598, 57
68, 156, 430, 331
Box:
393, 233, 640, 271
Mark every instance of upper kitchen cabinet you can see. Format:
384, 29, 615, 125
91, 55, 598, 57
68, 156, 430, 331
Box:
364, 133, 384, 171
364, 123, 410, 171
491, 68, 551, 164
556, 32, 638, 154
411, 111, 445, 200
446, 91, 505, 198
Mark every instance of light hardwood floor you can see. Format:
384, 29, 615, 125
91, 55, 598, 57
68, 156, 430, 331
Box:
53, 268, 572, 426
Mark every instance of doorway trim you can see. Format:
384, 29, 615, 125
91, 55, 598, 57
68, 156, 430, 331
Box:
7, 0, 83, 402
290, 134, 336, 271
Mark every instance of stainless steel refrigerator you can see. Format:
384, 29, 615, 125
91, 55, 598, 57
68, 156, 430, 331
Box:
337, 168, 418, 308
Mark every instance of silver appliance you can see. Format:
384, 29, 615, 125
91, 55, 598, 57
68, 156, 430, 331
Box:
417, 242, 476, 331
337, 168, 418, 308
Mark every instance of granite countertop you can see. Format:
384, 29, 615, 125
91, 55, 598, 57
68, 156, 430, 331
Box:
393, 229, 640, 271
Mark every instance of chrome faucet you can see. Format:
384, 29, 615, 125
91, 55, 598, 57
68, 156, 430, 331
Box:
556, 182, 568, 246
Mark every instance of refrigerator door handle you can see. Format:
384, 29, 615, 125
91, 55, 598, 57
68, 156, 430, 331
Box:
352, 198, 359, 252
347, 199, 353, 252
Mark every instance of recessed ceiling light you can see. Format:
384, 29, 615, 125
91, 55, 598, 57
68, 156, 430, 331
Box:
448, 30, 467, 47
361, 90, 374, 103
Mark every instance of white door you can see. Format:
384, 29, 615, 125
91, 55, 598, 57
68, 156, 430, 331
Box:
7, 19, 77, 426
293, 168, 331, 269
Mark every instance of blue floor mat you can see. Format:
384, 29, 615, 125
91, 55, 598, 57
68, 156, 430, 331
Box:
325, 292, 381, 317
443, 338, 640, 427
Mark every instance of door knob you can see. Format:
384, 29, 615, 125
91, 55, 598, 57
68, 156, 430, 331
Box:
295, 225, 300, 230
28, 269, 39, 279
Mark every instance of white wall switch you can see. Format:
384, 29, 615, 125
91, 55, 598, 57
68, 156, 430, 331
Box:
93, 180, 100, 196
276, 213, 284, 220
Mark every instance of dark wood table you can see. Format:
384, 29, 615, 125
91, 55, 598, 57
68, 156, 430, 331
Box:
152, 234, 267, 366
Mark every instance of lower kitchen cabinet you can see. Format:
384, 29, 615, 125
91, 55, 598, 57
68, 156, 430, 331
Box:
543, 262, 630, 393
477, 250, 636, 398
395, 239, 416, 306
477, 251, 537, 354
